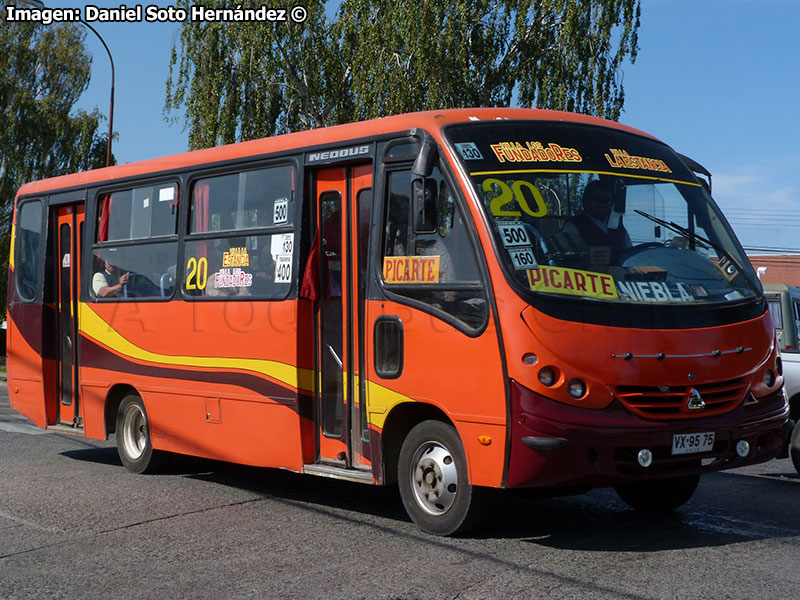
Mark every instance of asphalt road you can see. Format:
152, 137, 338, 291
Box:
2, 382, 800, 599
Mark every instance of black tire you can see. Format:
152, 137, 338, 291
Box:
790, 422, 800, 474
397, 420, 485, 536
115, 394, 166, 474
614, 474, 700, 512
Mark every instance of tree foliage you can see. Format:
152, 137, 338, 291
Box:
167, 0, 640, 150
0, 13, 109, 314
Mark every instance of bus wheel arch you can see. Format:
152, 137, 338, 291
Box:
104, 383, 140, 436
381, 402, 453, 486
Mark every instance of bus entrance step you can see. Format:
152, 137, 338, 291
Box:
302, 464, 374, 484
47, 424, 86, 436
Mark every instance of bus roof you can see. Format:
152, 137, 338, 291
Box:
16, 107, 657, 198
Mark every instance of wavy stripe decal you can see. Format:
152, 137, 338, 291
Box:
78, 303, 417, 430
79, 303, 314, 393
80, 336, 312, 416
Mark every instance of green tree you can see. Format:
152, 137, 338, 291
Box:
0, 13, 109, 316
167, 0, 640, 150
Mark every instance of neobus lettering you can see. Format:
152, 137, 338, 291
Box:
307, 145, 370, 163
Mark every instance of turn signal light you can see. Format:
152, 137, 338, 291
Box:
764, 369, 775, 387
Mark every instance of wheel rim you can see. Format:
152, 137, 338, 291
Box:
120, 403, 147, 460
409, 440, 459, 516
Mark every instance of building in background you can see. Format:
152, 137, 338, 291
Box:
748, 255, 800, 286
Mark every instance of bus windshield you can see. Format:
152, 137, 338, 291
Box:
445, 121, 759, 307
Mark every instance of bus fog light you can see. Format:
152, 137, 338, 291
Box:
764, 369, 775, 387
637, 449, 653, 467
538, 367, 556, 386
776, 356, 783, 376
736, 440, 750, 457
568, 379, 586, 399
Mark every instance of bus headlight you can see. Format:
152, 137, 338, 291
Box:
568, 379, 586, 399
538, 367, 556, 386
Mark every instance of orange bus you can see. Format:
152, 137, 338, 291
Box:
6, 108, 788, 535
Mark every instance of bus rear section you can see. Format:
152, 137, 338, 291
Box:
5, 108, 789, 536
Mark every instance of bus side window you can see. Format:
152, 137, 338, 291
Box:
15, 200, 44, 302
184, 164, 295, 300
381, 167, 487, 330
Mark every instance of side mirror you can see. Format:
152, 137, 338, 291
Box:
411, 132, 437, 177
412, 177, 438, 234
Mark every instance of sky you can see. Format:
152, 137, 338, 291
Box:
36, 0, 800, 254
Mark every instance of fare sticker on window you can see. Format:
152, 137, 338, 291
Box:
383, 256, 440, 284
527, 266, 618, 300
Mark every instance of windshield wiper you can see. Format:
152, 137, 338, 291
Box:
634, 209, 760, 297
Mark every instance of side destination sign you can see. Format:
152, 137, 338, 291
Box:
306, 144, 372, 165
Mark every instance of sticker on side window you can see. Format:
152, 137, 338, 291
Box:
273, 197, 289, 224
274, 255, 292, 283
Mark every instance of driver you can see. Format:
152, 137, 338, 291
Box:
93, 253, 129, 298
563, 178, 632, 263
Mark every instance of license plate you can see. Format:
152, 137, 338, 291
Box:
672, 432, 714, 455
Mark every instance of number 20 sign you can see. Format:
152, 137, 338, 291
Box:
482, 179, 547, 218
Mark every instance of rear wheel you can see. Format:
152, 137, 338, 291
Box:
790, 422, 800, 474
116, 394, 166, 474
398, 420, 485, 536
614, 474, 700, 512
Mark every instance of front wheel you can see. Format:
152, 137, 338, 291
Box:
614, 474, 700, 512
116, 394, 166, 474
398, 420, 485, 536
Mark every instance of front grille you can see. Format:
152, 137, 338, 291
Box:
612, 377, 748, 420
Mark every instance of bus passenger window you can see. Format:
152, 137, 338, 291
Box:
93, 184, 179, 301
381, 167, 487, 329
184, 164, 296, 300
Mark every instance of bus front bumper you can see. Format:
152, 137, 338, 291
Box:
505, 380, 789, 489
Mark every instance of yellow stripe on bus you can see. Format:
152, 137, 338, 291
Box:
78, 303, 314, 393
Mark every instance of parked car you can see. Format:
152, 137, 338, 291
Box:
763, 283, 800, 471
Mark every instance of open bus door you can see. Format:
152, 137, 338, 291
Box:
54, 202, 85, 427
310, 164, 373, 474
